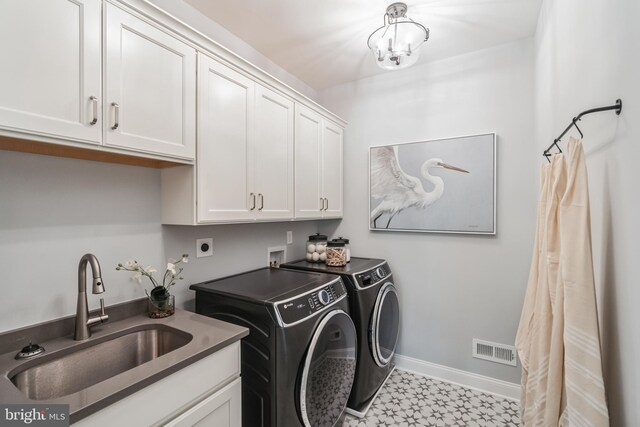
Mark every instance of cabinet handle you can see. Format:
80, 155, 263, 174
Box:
320, 198, 324, 211
89, 96, 98, 125
249, 193, 256, 210
325, 198, 329, 211
258, 193, 264, 211
111, 102, 120, 130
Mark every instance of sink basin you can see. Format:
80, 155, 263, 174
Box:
10, 324, 192, 400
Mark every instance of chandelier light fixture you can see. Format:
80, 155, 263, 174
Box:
367, 2, 429, 70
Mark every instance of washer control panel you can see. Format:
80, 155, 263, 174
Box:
276, 279, 347, 325
355, 263, 390, 288
317, 289, 331, 305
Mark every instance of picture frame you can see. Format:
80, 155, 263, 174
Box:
369, 133, 496, 234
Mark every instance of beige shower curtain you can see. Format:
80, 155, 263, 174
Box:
515, 137, 609, 426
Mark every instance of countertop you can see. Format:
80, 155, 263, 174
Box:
0, 300, 248, 422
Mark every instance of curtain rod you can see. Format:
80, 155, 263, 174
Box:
543, 99, 623, 162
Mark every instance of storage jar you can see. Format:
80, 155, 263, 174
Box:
334, 237, 351, 263
326, 240, 347, 267
306, 233, 327, 263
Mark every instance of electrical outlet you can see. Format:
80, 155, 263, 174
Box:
196, 238, 213, 258
286, 231, 293, 244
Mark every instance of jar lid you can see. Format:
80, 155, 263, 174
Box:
334, 236, 350, 244
308, 233, 327, 241
328, 239, 346, 247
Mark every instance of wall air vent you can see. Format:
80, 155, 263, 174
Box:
472, 339, 517, 366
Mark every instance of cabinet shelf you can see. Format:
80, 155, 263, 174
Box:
0, 135, 188, 169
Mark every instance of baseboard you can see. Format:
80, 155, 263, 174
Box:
393, 354, 520, 401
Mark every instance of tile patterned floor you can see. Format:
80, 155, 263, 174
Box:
308, 356, 357, 427
343, 369, 520, 427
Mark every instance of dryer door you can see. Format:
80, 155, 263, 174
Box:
371, 283, 400, 367
298, 309, 357, 427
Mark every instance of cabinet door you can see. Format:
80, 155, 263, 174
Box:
321, 120, 344, 218
165, 378, 241, 427
254, 85, 294, 220
104, 3, 195, 159
74, 342, 241, 427
0, 0, 101, 143
294, 105, 323, 219
197, 55, 255, 222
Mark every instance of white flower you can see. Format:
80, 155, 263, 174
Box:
167, 262, 176, 275
125, 260, 139, 269
117, 254, 188, 292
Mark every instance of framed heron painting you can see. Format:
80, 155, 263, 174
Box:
369, 133, 496, 234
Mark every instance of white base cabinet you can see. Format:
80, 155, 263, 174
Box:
164, 378, 241, 427
73, 342, 241, 427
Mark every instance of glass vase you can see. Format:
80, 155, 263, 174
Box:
148, 294, 175, 318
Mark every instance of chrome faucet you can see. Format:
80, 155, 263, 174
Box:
74, 254, 109, 340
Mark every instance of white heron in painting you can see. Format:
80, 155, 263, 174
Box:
370, 146, 469, 228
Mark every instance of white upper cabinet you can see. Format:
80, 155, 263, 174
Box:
0, 0, 344, 224
197, 55, 255, 222
104, 3, 196, 160
294, 105, 323, 218
295, 105, 344, 219
196, 54, 294, 223
321, 120, 344, 218
254, 85, 295, 220
0, 0, 101, 143
0, 0, 196, 162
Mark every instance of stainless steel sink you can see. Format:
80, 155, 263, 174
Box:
10, 325, 192, 400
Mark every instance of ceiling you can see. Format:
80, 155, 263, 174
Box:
184, 0, 542, 90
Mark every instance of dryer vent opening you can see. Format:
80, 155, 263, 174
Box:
472, 339, 517, 366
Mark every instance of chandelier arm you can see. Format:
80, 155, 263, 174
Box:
367, 25, 385, 48
392, 20, 398, 52
406, 18, 430, 42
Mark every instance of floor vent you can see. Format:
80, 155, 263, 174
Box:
472, 339, 517, 366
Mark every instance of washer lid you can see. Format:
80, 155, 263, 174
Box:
282, 257, 386, 276
190, 268, 338, 304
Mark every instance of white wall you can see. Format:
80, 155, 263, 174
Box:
534, 0, 640, 424
162, 222, 319, 311
319, 39, 537, 384
0, 151, 164, 331
146, 0, 319, 102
